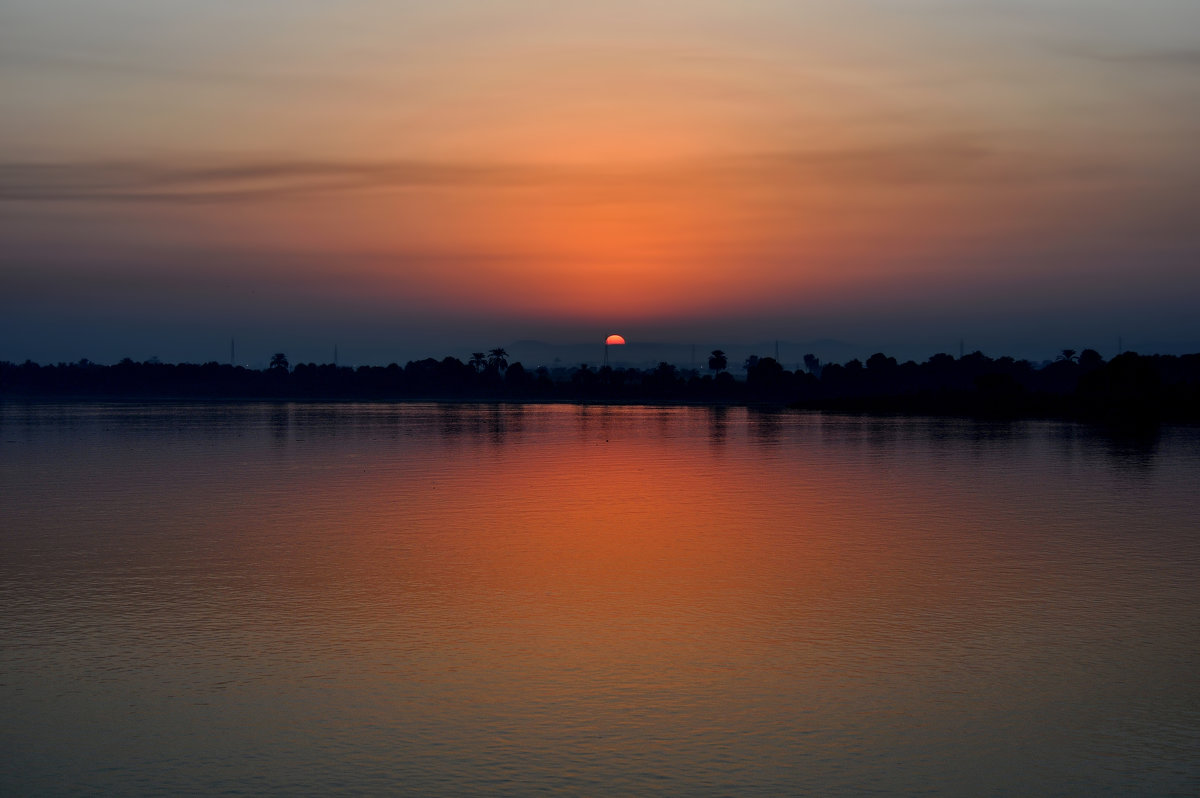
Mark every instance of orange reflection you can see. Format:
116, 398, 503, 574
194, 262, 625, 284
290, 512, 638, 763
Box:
15, 405, 1198, 794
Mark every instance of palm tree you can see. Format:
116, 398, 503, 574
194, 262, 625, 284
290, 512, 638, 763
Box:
269, 352, 289, 372
1058, 349, 1078, 363
487, 347, 509, 372
469, 352, 487, 373
708, 349, 727, 376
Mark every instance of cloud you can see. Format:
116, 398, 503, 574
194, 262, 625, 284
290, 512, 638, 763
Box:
0, 160, 546, 203
0, 46, 356, 90
0, 48, 242, 84
1060, 45, 1200, 70
0, 136, 1099, 206
714, 138, 1034, 186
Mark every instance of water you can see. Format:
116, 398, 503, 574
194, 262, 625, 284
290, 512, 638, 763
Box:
2, 402, 1197, 796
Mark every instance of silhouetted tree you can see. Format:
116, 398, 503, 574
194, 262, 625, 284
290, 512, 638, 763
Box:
708, 350, 727, 376
505, 362, 530, 392
803, 353, 820, 376
866, 352, 898, 372
1078, 348, 1104, 371
571, 363, 596, 389
927, 353, 956, 371
7, 346, 1198, 418
746, 356, 786, 397
642, 362, 681, 397
469, 352, 487, 373
487, 348, 509, 373
1058, 349, 1078, 364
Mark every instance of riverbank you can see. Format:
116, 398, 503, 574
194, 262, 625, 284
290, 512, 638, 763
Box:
4, 350, 1197, 422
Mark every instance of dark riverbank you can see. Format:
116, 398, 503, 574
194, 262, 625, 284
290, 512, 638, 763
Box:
4, 350, 1198, 422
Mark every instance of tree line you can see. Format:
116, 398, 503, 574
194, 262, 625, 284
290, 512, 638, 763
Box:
2, 347, 1198, 421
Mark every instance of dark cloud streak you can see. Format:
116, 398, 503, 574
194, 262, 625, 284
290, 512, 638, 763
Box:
0, 46, 355, 90
0, 137, 1106, 205
1060, 45, 1200, 70
0, 160, 546, 203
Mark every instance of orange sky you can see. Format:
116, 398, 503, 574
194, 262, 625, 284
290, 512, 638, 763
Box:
2, 1, 1199, 363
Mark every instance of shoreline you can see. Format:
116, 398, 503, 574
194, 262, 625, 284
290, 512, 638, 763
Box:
5, 350, 1197, 423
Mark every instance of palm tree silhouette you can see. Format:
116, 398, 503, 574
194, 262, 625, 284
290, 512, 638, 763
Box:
469, 352, 487, 373
708, 349, 727, 376
488, 348, 509, 372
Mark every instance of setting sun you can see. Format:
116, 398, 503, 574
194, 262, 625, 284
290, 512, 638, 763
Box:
2, 1, 1198, 364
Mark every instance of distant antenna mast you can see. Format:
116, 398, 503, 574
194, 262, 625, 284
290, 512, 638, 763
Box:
230, 338, 235, 365
334, 344, 338, 366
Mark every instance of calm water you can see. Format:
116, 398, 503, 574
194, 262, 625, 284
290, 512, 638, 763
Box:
2, 402, 1198, 796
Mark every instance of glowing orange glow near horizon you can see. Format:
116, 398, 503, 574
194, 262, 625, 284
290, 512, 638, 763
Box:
4, 1, 1199, 364
605, 334, 626, 345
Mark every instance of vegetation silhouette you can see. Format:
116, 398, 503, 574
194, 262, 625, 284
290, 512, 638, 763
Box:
3, 348, 1198, 422
487, 348, 509, 373
708, 350, 727, 377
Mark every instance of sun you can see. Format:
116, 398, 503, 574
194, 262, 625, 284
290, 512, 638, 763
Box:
605, 334, 626, 346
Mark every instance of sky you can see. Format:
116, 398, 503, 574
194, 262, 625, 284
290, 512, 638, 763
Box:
2, 0, 1199, 367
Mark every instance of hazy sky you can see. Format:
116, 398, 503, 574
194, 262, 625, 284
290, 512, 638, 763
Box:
3, 0, 1199, 366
